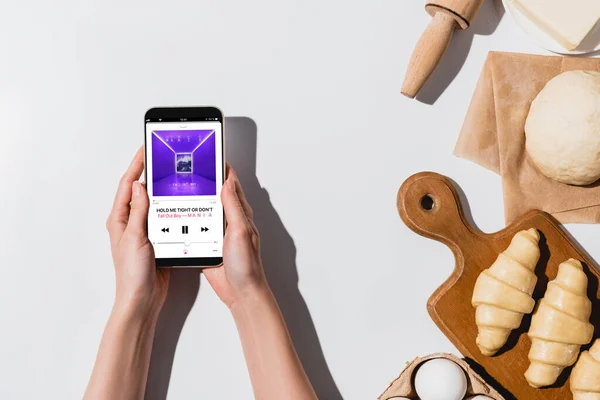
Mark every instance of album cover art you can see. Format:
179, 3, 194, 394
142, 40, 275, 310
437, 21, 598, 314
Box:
151, 130, 216, 196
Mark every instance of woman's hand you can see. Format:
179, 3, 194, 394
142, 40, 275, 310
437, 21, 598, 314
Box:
205, 166, 317, 399
84, 148, 170, 400
106, 147, 170, 317
203, 166, 269, 309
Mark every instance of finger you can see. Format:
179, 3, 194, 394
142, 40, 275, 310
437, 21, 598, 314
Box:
107, 147, 145, 238
125, 181, 149, 237
226, 166, 259, 236
232, 177, 259, 235
227, 167, 254, 220
223, 165, 258, 235
221, 175, 250, 230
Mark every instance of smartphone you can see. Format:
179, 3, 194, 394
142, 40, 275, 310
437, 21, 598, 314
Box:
144, 107, 225, 267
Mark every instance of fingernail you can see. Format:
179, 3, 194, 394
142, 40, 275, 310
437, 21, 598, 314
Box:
133, 182, 140, 197
228, 178, 236, 190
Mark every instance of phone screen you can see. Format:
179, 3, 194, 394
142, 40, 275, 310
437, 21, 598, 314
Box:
145, 111, 224, 266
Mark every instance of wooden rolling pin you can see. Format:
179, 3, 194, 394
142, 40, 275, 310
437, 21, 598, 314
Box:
402, 0, 484, 98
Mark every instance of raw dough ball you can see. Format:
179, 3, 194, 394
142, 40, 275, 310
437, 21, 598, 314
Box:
414, 358, 467, 400
465, 396, 494, 400
525, 70, 600, 185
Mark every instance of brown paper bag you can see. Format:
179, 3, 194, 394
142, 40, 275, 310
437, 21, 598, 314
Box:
454, 51, 600, 224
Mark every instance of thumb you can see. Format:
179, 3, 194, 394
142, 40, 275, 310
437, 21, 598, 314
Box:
126, 181, 149, 236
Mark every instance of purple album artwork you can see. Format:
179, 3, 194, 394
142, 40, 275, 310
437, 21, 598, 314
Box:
176, 153, 192, 173
152, 130, 217, 196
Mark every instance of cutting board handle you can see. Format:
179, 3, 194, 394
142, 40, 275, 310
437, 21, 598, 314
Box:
397, 172, 477, 252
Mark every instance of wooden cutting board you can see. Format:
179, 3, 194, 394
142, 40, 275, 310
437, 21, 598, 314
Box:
397, 172, 600, 400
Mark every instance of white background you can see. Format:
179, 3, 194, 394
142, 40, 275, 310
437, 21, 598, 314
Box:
1, 1, 599, 399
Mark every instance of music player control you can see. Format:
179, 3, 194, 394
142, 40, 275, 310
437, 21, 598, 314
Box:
145, 119, 224, 259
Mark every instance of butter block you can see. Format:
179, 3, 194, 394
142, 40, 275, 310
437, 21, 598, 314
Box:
509, 0, 600, 51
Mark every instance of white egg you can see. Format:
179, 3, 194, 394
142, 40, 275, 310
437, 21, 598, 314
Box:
414, 358, 467, 400
465, 396, 494, 400
387, 398, 412, 399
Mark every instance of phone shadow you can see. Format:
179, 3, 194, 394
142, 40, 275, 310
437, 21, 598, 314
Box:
225, 116, 343, 399
145, 117, 342, 399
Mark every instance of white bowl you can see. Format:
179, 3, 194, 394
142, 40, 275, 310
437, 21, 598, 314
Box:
502, 0, 600, 55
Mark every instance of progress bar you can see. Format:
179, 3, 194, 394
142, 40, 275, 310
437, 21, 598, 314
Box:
155, 241, 214, 245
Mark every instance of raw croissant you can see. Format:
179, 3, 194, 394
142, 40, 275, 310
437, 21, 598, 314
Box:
472, 228, 540, 356
571, 339, 600, 400
526, 259, 594, 388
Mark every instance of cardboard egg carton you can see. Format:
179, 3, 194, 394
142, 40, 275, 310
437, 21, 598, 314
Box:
378, 353, 505, 400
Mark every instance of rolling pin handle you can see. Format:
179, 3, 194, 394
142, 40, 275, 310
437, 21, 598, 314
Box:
401, 12, 457, 99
